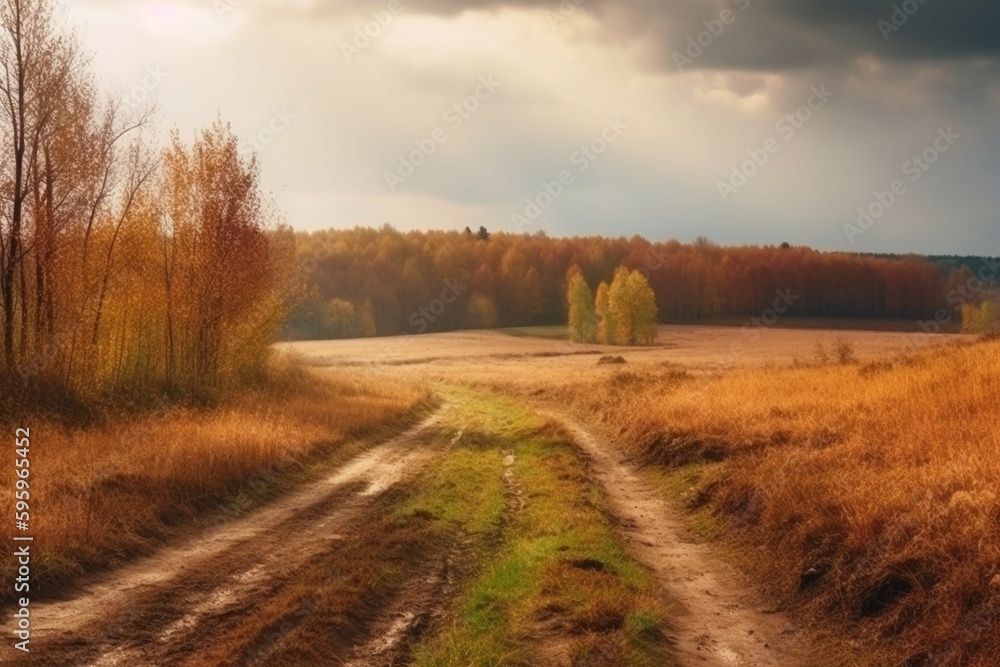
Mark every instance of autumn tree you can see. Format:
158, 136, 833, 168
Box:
566, 272, 596, 343
607, 267, 632, 344
357, 297, 377, 337
595, 281, 615, 344
627, 270, 659, 344
467, 293, 498, 329
0, 0, 159, 394
606, 267, 658, 346
287, 228, 957, 340
0, 0, 79, 371
963, 301, 998, 336
159, 122, 281, 390
0, 0, 292, 415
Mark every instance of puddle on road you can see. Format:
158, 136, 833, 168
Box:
502, 450, 524, 512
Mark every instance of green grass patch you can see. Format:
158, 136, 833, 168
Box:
393, 443, 506, 538
413, 389, 674, 667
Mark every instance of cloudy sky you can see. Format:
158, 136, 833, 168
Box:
71, 0, 999, 254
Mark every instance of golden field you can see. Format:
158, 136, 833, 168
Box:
295, 324, 996, 664
547, 339, 1000, 664
4, 321, 992, 663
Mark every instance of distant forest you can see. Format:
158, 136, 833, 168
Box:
284, 226, 999, 339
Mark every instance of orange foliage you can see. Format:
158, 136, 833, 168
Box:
288, 228, 953, 338
0, 1, 288, 412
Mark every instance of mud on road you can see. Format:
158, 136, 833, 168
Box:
1, 413, 451, 667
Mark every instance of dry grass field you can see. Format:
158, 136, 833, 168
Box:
284, 322, 943, 386
0, 361, 430, 604
4, 322, 989, 665
290, 323, 995, 665
538, 339, 1000, 665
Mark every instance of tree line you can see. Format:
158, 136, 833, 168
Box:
0, 0, 288, 411
286, 227, 979, 339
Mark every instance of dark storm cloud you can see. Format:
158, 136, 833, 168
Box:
760, 0, 1000, 63
303, 0, 1000, 71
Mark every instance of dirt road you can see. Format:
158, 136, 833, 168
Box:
2, 414, 445, 667
4, 397, 844, 667
545, 412, 819, 667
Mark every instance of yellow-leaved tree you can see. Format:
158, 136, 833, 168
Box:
601, 267, 658, 346
962, 301, 999, 336
595, 281, 615, 345
566, 270, 597, 343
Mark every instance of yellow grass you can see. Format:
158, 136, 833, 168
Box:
283, 328, 1000, 663
528, 340, 1000, 664
0, 367, 429, 602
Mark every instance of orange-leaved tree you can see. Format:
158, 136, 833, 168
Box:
159, 122, 284, 391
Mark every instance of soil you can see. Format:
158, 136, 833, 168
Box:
1, 414, 446, 667
2, 379, 865, 666
544, 411, 825, 667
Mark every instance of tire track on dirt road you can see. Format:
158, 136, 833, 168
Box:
1, 411, 446, 667
337, 428, 469, 667
542, 411, 821, 667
